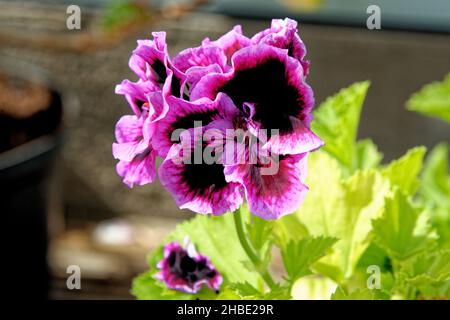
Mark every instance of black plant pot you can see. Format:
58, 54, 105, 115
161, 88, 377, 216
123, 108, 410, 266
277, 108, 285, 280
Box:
0, 62, 74, 299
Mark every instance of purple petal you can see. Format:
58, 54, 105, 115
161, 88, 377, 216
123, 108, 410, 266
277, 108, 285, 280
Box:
112, 140, 148, 162
224, 154, 309, 220
172, 45, 229, 74
115, 80, 159, 115
116, 149, 156, 188
128, 32, 184, 100
261, 116, 324, 155
129, 32, 168, 82
183, 64, 223, 97
152, 94, 236, 157
202, 25, 251, 60
147, 90, 169, 124
113, 112, 157, 186
191, 44, 314, 135
190, 71, 231, 101
158, 138, 244, 215
251, 18, 310, 76
114, 115, 144, 143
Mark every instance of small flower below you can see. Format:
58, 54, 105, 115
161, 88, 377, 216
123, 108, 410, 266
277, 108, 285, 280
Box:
156, 241, 222, 294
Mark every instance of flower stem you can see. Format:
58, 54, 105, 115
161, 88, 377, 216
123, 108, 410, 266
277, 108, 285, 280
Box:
233, 207, 277, 290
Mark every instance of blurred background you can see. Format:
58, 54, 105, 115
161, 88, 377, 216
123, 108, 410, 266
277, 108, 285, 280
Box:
0, 0, 449, 299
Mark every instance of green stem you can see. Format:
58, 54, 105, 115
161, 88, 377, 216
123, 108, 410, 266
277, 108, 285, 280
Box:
233, 207, 277, 290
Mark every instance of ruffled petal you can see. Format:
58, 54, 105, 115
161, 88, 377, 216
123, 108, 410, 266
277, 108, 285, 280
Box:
184, 64, 223, 97
115, 80, 159, 115
112, 114, 152, 161
172, 44, 229, 74
251, 18, 310, 76
202, 25, 251, 60
261, 116, 324, 155
114, 115, 144, 143
159, 161, 244, 215
129, 32, 168, 82
158, 132, 244, 215
224, 153, 309, 219
112, 140, 148, 162
191, 44, 314, 134
128, 31, 184, 100
152, 93, 237, 157
116, 149, 157, 188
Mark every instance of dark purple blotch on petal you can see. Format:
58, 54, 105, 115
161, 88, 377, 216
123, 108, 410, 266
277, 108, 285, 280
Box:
219, 58, 306, 136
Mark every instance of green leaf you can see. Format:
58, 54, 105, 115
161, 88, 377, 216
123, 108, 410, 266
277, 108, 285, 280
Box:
331, 287, 383, 300
353, 139, 383, 171
291, 275, 338, 300
217, 283, 291, 300
272, 214, 309, 248
393, 250, 450, 299
262, 285, 292, 300
297, 152, 390, 281
421, 143, 450, 208
231, 282, 261, 296
407, 73, 450, 123
131, 271, 216, 300
215, 286, 244, 300
132, 272, 167, 300
372, 190, 437, 261
246, 216, 273, 252
281, 236, 337, 282
312, 81, 370, 169
245, 216, 274, 272
381, 146, 426, 195
357, 243, 392, 273
401, 250, 450, 287
420, 143, 450, 245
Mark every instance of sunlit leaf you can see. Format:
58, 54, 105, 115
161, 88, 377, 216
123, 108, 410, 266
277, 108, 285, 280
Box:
291, 275, 338, 300
419, 143, 450, 245
381, 146, 426, 195
217, 283, 291, 300
372, 190, 437, 261
353, 139, 383, 171
297, 151, 390, 281
331, 287, 384, 300
281, 236, 337, 281
312, 81, 370, 169
407, 73, 450, 123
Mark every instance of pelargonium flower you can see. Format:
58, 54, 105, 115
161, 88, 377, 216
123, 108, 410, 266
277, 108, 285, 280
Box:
156, 241, 222, 294
179, 94, 311, 219
113, 18, 323, 220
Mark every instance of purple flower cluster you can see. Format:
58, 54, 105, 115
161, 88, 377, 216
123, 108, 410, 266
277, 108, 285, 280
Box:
156, 241, 222, 294
113, 19, 323, 220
